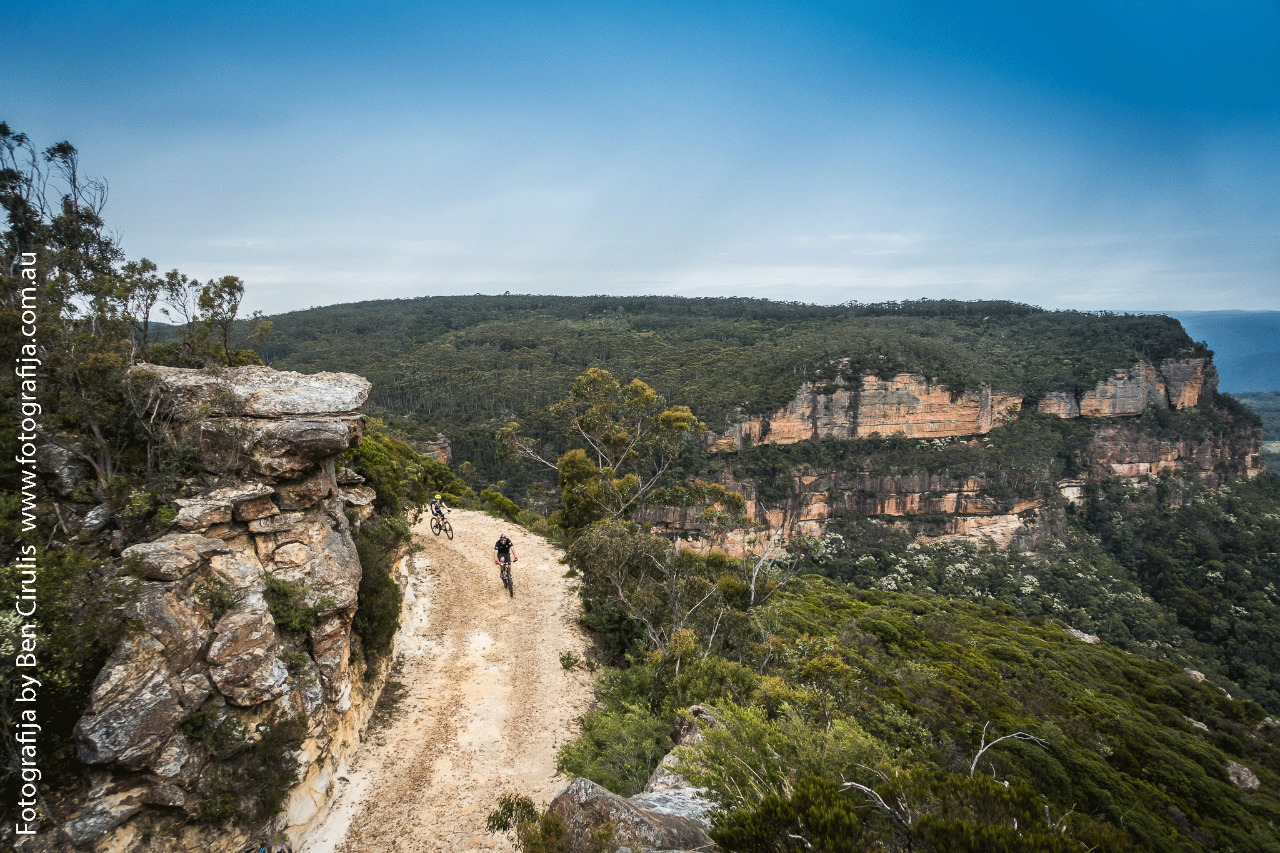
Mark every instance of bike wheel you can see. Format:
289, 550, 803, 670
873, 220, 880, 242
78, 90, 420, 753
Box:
443, 519, 453, 540
430, 517, 442, 536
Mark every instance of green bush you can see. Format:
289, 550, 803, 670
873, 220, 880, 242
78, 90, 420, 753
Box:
353, 519, 408, 663
345, 417, 465, 516
711, 776, 868, 853
264, 576, 332, 633
486, 793, 572, 853
555, 703, 672, 796
482, 488, 522, 521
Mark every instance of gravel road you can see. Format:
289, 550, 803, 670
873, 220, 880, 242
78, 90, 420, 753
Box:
302, 511, 594, 853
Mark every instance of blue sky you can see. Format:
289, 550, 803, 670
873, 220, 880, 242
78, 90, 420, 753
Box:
5, 1, 1279, 315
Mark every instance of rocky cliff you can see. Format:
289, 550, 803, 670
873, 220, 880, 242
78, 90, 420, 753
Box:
38, 366, 397, 853
707, 370, 1023, 451
659, 357, 1260, 557
707, 357, 1217, 452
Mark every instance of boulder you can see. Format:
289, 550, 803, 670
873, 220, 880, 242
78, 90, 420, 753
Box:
1228, 761, 1261, 792
1064, 627, 1101, 645
131, 584, 208, 670
207, 605, 288, 706
548, 778, 714, 853
74, 636, 188, 769
629, 788, 716, 832
36, 434, 93, 496
186, 415, 364, 477
173, 498, 233, 531
81, 504, 113, 535
60, 782, 147, 846
123, 533, 232, 581
130, 364, 371, 419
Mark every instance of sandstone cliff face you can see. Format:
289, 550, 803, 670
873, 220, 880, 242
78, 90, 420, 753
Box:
53, 366, 394, 852
709, 372, 1023, 451
653, 358, 1256, 558
1089, 423, 1265, 483
708, 357, 1217, 452
1041, 358, 1217, 419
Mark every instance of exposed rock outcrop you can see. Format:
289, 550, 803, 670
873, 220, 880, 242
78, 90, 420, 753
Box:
130, 364, 371, 419
1055, 358, 1217, 419
549, 779, 715, 853
56, 365, 389, 852
708, 357, 1218, 453
550, 705, 719, 852
1227, 761, 1261, 793
677, 355, 1253, 557
709, 371, 1022, 451
420, 433, 452, 466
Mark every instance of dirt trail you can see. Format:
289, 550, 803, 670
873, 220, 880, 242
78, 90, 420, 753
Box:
303, 511, 594, 853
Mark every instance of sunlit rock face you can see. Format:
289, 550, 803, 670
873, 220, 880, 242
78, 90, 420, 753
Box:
671, 356, 1253, 559
709, 372, 1023, 451
67, 365, 390, 852
1040, 357, 1216, 419
708, 357, 1218, 453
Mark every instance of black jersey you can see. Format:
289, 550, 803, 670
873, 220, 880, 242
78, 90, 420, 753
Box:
495, 537, 513, 556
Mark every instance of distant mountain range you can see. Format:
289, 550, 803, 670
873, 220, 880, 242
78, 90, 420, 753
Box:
1171, 311, 1280, 392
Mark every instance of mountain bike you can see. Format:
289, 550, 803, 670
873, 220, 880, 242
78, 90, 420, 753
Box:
497, 556, 514, 597
430, 514, 453, 540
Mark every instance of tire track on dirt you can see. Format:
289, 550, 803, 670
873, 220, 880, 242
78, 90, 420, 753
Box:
303, 511, 594, 853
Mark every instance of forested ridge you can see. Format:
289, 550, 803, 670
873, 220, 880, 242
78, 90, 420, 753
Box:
259, 293, 1210, 497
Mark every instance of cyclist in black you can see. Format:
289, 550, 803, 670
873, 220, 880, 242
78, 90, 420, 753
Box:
494, 533, 517, 577
430, 494, 449, 521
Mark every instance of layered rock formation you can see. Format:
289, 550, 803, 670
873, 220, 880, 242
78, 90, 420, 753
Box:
708, 371, 1023, 451
708, 357, 1217, 452
54, 366, 394, 852
658, 356, 1257, 557
1040, 358, 1216, 419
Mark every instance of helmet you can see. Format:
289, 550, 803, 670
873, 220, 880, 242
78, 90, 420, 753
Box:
435, 494, 441, 500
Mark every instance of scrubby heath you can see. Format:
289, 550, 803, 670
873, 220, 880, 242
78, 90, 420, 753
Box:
551, 533, 1280, 852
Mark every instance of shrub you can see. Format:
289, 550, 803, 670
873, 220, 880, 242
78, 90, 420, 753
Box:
353, 519, 408, 663
482, 488, 522, 520
486, 793, 572, 853
711, 776, 867, 853
264, 576, 332, 633
556, 703, 672, 796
